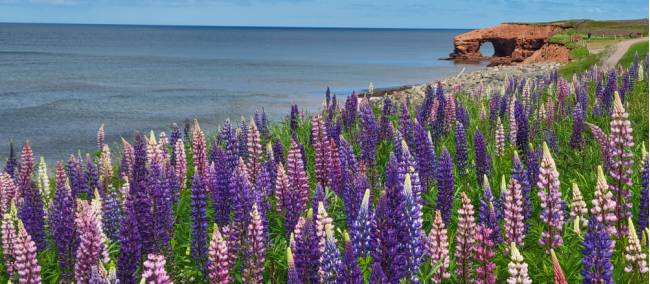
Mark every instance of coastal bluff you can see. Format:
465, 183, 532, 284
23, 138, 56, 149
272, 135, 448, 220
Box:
449, 23, 569, 65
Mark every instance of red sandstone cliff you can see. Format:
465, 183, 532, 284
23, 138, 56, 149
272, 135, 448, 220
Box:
449, 24, 570, 65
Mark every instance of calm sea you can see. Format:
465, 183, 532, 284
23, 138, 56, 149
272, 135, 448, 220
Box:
0, 23, 490, 163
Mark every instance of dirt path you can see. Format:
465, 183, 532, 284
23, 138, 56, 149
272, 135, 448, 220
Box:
602, 37, 648, 68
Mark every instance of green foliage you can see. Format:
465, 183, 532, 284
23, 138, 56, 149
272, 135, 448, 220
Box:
559, 47, 601, 78
619, 41, 649, 68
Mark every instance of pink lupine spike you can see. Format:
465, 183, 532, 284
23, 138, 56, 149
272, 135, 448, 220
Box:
192, 119, 209, 180
426, 210, 450, 283
509, 96, 517, 144
208, 225, 231, 284
503, 175, 525, 246
495, 117, 505, 157
537, 142, 565, 254
275, 162, 290, 213
443, 94, 456, 130
591, 166, 617, 236
287, 139, 309, 213
507, 243, 531, 284
75, 200, 107, 283
17, 141, 34, 191
585, 122, 610, 169
316, 201, 333, 258
569, 182, 588, 233
609, 92, 635, 237
98, 145, 113, 188
455, 192, 476, 283
312, 114, 330, 186
474, 224, 496, 284
624, 218, 648, 275
550, 249, 568, 284
243, 203, 266, 283
326, 137, 342, 195
174, 139, 187, 186
142, 253, 173, 284
120, 137, 134, 180
97, 123, 105, 150
247, 118, 263, 184
0, 173, 17, 215
2, 209, 17, 279
14, 220, 42, 284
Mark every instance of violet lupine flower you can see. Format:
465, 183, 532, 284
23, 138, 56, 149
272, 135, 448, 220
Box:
130, 132, 155, 256
149, 162, 173, 253
608, 93, 634, 237
359, 99, 379, 169
569, 102, 585, 149
238, 118, 250, 160
418, 85, 435, 124
4, 142, 18, 178
192, 120, 209, 180
379, 96, 394, 141
603, 68, 617, 113
275, 162, 290, 213
456, 103, 470, 129
243, 203, 266, 283
75, 200, 107, 284
120, 138, 134, 181
479, 176, 502, 244
431, 86, 447, 142
495, 117, 505, 157
511, 152, 531, 232
14, 220, 42, 284
507, 243, 532, 284
142, 254, 172, 284
285, 140, 309, 233
537, 143, 565, 254
569, 182, 588, 233
455, 192, 476, 283
101, 185, 122, 243
454, 121, 469, 175
247, 119, 263, 184
474, 128, 490, 185
593, 78, 604, 116
624, 218, 649, 276
327, 138, 344, 197
586, 122, 611, 171
581, 217, 614, 284
210, 151, 230, 227
402, 174, 424, 282
515, 102, 529, 157
342, 92, 358, 130
342, 231, 363, 284
474, 224, 496, 284
208, 225, 232, 284
230, 159, 254, 227
84, 154, 100, 198
413, 121, 437, 190
312, 114, 330, 186
526, 144, 540, 193
117, 199, 141, 284
290, 104, 299, 137
503, 176, 526, 246
287, 247, 301, 284
48, 162, 77, 281
436, 147, 455, 225
351, 189, 373, 259
18, 181, 45, 252
191, 172, 209, 272
639, 149, 648, 236
370, 262, 389, 284
319, 224, 343, 284
221, 119, 240, 173
17, 142, 34, 192
426, 210, 450, 284
174, 140, 187, 187
292, 211, 319, 284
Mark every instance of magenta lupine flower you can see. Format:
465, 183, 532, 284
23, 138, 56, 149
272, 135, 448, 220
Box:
14, 220, 42, 284
208, 225, 232, 284
586, 123, 611, 170
247, 119, 263, 184
495, 117, 505, 157
243, 203, 266, 283
436, 147, 455, 225
97, 123, 105, 150
0, 173, 17, 218
443, 94, 456, 130
551, 249, 568, 284
2, 209, 17, 279
192, 120, 209, 180
507, 243, 531, 284
426, 210, 450, 284
503, 176, 525, 245
455, 192, 476, 283
285, 140, 309, 233
474, 224, 496, 284
75, 200, 107, 283
174, 140, 187, 187
142, 254, 173, 284
17, 142, 34, 191
624, 218, 648, 276
608, 93, 634, 237
312, 114, 330, 186
537, 143, 565, 254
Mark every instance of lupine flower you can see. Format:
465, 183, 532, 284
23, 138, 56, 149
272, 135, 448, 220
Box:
474, 224, 496, 284
474, 128, 490, 185
2, 206, 17, 279
290, 104, 299, 136
149, 162, 173, 253
426, 210, 450, 284
192, 120, 209, 180
639, 147, 649, 236
603, 68, 617, 112
456, 103, 470, 128
319, 223, 343, 283
569, 103, 585, 149
586, 122, 611, 170
503, 175, 525, 246
591, 165, 618, 236
142, 254, 173, 284
244, 203, 266, 283
238, 118, 250, 160
4, 142, 18, 178
18, 181, 46, 252
191, 172, 209, 272
509, 96, 518, 144
208, 225, 232, 284
370, 262, 389, 284
515, 102, 529, 156
379, 96, 394, 141
247, 119, 263, 183
456, 192, 476, 283
455, 121, 469, 175
413, 121, 437, 190
582, 217, 614, 284
312, 114, 330, 186
97, 123, 105, 150
285, 140, 309, 234
537, 142, 565, 254
526, 144, 540, 192
608, 93, 634, 237
495, 117, 505, 157
436, 147, 454, 225
327, 137, 343, 196
14, 220, 42, 284
359, 99, 379, 169
315, 201, 333, 261
351, 188, 373, 258
341, 231, 363, 284
0, 172, 17, 214
569, 182, 588, 233
120, 138, 134, 180
117, 198, 141, 284
624, 218, 649, 275
443, 94, 456, 130
507, 243, 532, 284
402, 174, 424, 282
174, 140, 187, 187
49, 163, 76, 281
75, 200, 108, 283
36, 156, 50, 207
17, 142, 34, 194
287, 247, 301, 284
479, 175, 497, 224
550, 249, 568, 284
292, 210, 319, 284
210, 151, 230, 227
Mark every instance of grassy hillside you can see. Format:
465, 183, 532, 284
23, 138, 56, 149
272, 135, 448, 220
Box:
619, 40, 649, 67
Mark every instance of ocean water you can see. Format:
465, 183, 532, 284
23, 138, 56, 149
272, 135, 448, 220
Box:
0, 23, 489, 163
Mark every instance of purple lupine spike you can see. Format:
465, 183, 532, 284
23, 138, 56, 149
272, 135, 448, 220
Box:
342, 232, 363, 284
327, 138, 343, 196
75, 200, 107, 283
351, 189, 373, 259
342, 91, 358, 130
290, 104, 299, 137
511, 152, 531, 233
399, 103, 416, 152
620, 71, 630, 102
230, 159, 253, 227
275, 162, 289, 214
478, 175, 498, 223
286, 140, 309, 233
117, 198, 142, 284
247, 119, 263, 184
210, 149, 230, 227
474, 224, 497, 284
418, 84, 435, 124
149, 162, 173, 253
436, 147, 454, 225
543, 129, 558, 153
102, 186, 122, 242
359, 99, 379, 170
192, 120, 209, 180
592, 166, 618, 236
17, 142, 34, 192
515, 101, 529, 157
49, 162, 77, 281
238, 118, 250, 160
456, 102, 470, 129
586, 122, 611, 171
287, 248, 301, 284
413, 121, 437, 190
474, 128, 490, 185
370, 262, 388, 284
165, 160, 180, 207
603, 68, 617, 113
537, 143, 565, 254
608, 93, 634, 237
593, 78, 604, 116
4, 142, 18, 178
17, 181, 45, 252
454, 121, 469, 175
639, 150, 648, 236
84, 154, 100, 198
402, 174, 424, 283
142, 254, 172, 284
455, 192, 476, 283
431, 86, 447, 142
120, 138, 134, 181
319, 224, 343, 283
312, 114, 330, 187
14, 220, 42, 284
569, 102, 585, 149
582, 217, 614, 284
130, 132, 154, 256
2, 209, 17, 279
191, 171, 209, 272
0, 174, 17, 215
312, 185, 327, 220
272, 139, 284, 166
169, 123, 182, 157
397, 139, 423, 204
426, 210, 450, 283
503, 175, 525, 246
379, 96, 394, 141
443, 94, 456, 130
243, 203, 266, 283
526, 144, 540, 189
509, 97, 518, 145
292, 211, 319, 284
208, 225, 232, 284
557, 78, 569, 115
221, 119, 240, 174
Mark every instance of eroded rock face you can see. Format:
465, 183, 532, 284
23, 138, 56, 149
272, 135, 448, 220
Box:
449, 24, 564, 65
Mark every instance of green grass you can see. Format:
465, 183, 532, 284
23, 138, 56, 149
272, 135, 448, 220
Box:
559, 47, 602, 78
619, 40, 649, 67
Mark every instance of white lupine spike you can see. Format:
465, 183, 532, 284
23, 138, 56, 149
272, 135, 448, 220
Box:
37, 156, 50, 206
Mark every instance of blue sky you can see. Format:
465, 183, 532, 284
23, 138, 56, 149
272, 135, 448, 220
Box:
0, 0, 647, 28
